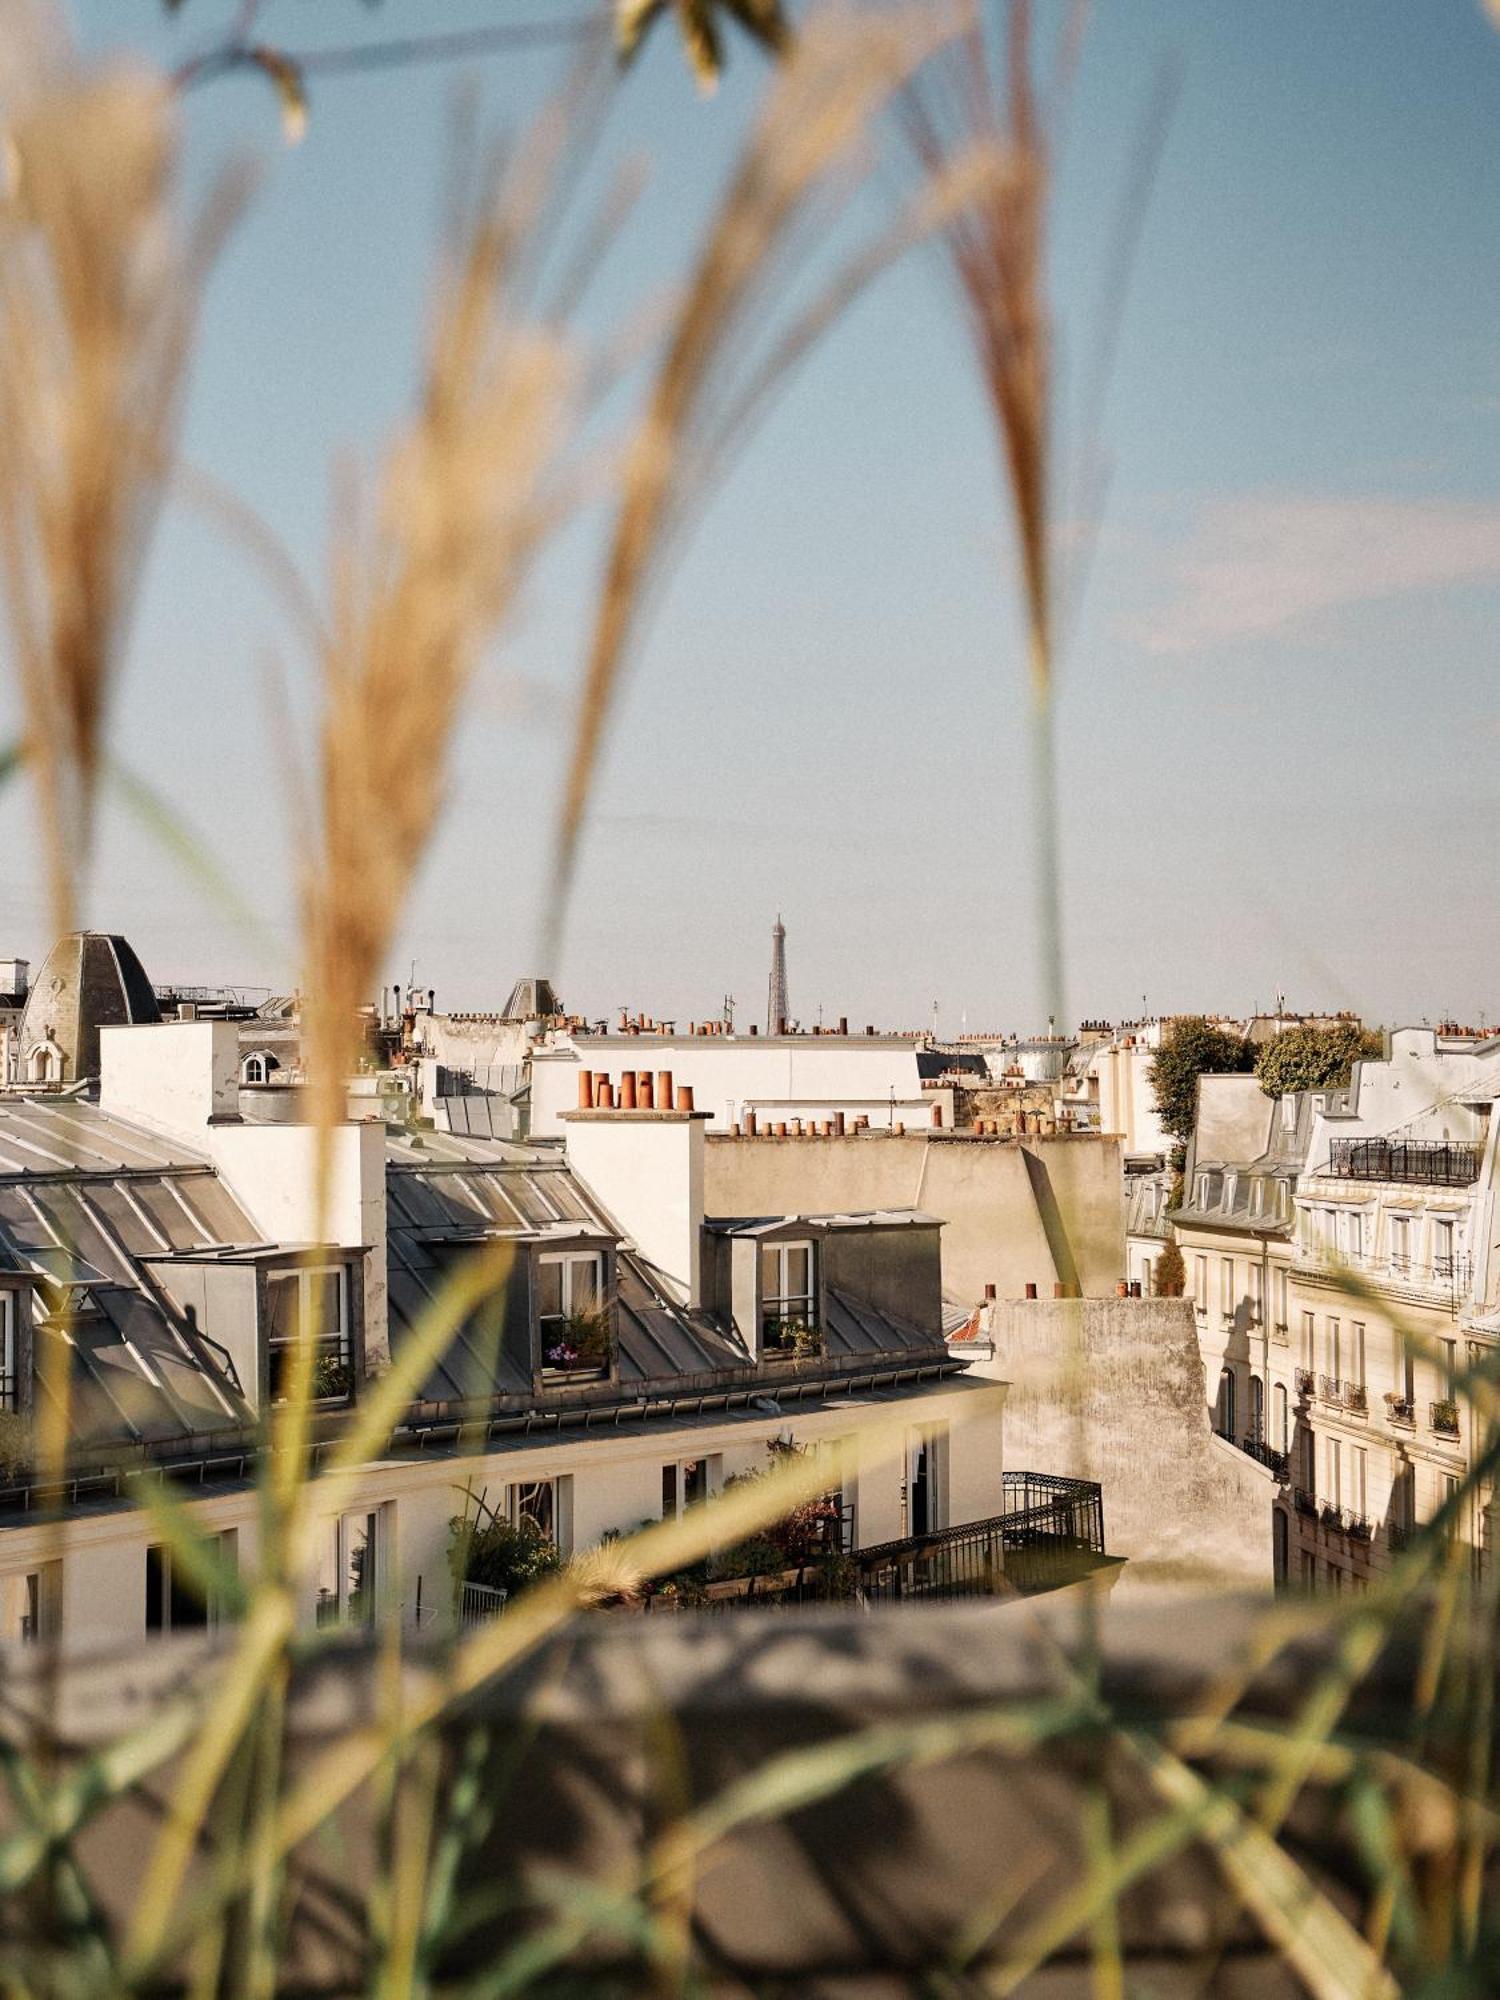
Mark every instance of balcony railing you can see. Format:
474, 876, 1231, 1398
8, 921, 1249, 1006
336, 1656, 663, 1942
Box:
1326, 1137, 1481, 1187
1236, 1435, 1289, 1480
458, 1580, 508, 1628
1431, 1399, 1460, 1439
672, 1473, 1108, 1611
1296, 1244, 1473, 1294
1318, 1376, 1367, 1415
1385, 1394, 1416, 1427
1295, 1368, 1315, 1397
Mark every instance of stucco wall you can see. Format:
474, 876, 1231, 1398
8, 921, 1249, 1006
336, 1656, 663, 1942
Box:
704, 1133, 1125, 1303
970, 1297, 1273, 1588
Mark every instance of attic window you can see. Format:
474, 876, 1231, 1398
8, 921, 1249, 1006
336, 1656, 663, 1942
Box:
761, 1240, 817, 1348
266, 1266, 351, 1404
537, 1252, 607, 1374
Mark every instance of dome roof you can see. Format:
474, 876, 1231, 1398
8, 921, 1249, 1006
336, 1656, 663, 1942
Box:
17, 932, 160, 1083
501, 976, 561, 1022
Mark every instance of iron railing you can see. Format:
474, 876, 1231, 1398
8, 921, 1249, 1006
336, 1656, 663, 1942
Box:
670, 1473, 1106, 1611
1326, 1137, 1481, 1187
1236, 1436, 1289, 1480
1319, 1376, 1368, 1415
1431, 1400, 1460, 1438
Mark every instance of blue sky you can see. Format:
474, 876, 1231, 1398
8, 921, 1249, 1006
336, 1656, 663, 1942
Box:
7, 0, 1500, 1033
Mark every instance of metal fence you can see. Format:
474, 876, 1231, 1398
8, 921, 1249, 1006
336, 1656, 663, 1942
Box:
685, 1473, 1106, 1611
1326, 1137, 1481, 1187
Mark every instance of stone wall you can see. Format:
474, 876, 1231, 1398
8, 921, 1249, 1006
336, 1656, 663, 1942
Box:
970, 1296, 1274, 1587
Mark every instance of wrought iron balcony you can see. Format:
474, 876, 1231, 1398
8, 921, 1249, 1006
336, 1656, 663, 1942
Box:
1326, 1137, 1481, 1187
1319, 1376, 1368, 1415
1431, 1399, 1460, 1439
1236, 1435, 1288, 1480
1294, 1367, 1315, 1396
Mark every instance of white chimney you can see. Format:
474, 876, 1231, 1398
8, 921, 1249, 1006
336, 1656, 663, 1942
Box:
99, 1020, 241, 1143
560, 1109, 707, 1307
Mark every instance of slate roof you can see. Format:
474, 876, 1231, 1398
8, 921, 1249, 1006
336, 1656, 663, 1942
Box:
0, 1101, 962, 1454
0, 1099, 252, 1444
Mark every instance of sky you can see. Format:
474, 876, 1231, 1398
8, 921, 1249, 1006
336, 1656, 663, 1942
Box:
6, 0, 1500, 1035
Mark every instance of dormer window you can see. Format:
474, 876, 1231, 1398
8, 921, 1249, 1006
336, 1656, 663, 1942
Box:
266, 1265, 352, 1404
538, 1251, 607, 1375
761, 1240, 817, 1349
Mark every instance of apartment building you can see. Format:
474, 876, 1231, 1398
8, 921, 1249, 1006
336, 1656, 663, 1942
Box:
0, 1012, 1013, 1652
1174, 1030, 1500, 1591
1283, 1028, 1497, 1593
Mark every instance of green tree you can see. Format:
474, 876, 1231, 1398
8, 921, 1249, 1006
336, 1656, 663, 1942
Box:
1254, 1021, 1382, 1098
1148, 1018, 1254, 1146
1153, 1241, 1185, 1298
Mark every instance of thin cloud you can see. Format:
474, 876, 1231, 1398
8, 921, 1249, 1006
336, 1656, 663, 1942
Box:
1133, 495, 1500, 655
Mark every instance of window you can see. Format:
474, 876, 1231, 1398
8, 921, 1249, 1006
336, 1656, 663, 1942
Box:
317, 1508, 382, 1627
1273, 1382, 1289, 1453
1341, 1209, 1363, 1262
0, 1564, 59, 1643
661, 1456, 717, 1518
506, 1478, 572, 1556
1441, 1337, 1457, 1399
537, 1252, 605, 1369
906, 1426, 948, 1537
1326, 1318, 1341, 1382
1247, 1265, 1262, 1326
240, 1052, 280, 1085
147, 1531, 237, 1635
25, 1044, 59, 1084
1249, 1373, 1264, 1443
1281, 1094, 1298, 1134
1433, 1217, 1455, 1279
1274, 1268, 1289, 1331
1194, 1256, 1208, 1312
1220, 1258, 1234, 1318
1352, 1447, 1367, 1521
1301, 1312, 1316, 1369
1351, 1322, 1366, 1389
1442, 1474, 1461, 1543
760, 1240, 817, 1345
1390, 1215, 1411, 1275
1216, 1367, 1236, 1439
1299, 1550, 1316, 1591
0, 1291, 15, 1411
266, 1265, 351, 1404
1326, 1437, 1342, 1510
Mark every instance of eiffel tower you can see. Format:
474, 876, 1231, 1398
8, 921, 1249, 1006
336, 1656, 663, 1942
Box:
767, 915, 789, 1036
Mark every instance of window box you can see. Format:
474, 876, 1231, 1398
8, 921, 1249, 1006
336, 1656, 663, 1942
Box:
1431, 1399, 1460, 1439
541, 1305, 613, 1379
762, 1319, 823, 1359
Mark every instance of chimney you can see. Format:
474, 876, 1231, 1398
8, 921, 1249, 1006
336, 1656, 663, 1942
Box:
675, 1084, 695, 1112
931, 1103, 943, 1130
744, 1109, 758, 1136
638, 1072, 654, 1109
561, 1104, 707, 1307
1024, 1282, 1038, 1300
657, 1070, 673, 1113
577, 1070, 595, 1109
100, 1019, 241, 1141
833, 1111, 845, 1136
984, 1283, 996, 1301
597, 1080, 614, 1109
620, 1071, 637, 1110
838, 1016, 848, 1036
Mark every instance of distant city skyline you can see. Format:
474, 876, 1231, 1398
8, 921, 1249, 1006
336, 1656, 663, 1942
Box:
5, 0, 1499, 1029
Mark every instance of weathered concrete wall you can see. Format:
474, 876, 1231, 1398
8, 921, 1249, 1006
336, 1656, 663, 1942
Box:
704, 1132, 1125, 1303
969, 1297, 1274, 1588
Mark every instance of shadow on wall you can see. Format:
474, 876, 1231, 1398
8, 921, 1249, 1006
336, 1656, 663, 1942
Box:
977, 1296, 1276, 1589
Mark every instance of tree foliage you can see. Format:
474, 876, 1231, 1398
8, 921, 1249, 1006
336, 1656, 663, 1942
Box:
1254, 1021, 1382, 1099
1153, 1241, 1185, 1298
1148, 1018, 1254, 1145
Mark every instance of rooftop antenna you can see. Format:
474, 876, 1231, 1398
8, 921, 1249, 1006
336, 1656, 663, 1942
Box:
931, 998, 939, 1041
723, 991, 735, 1031
767, 914, 789, 1037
